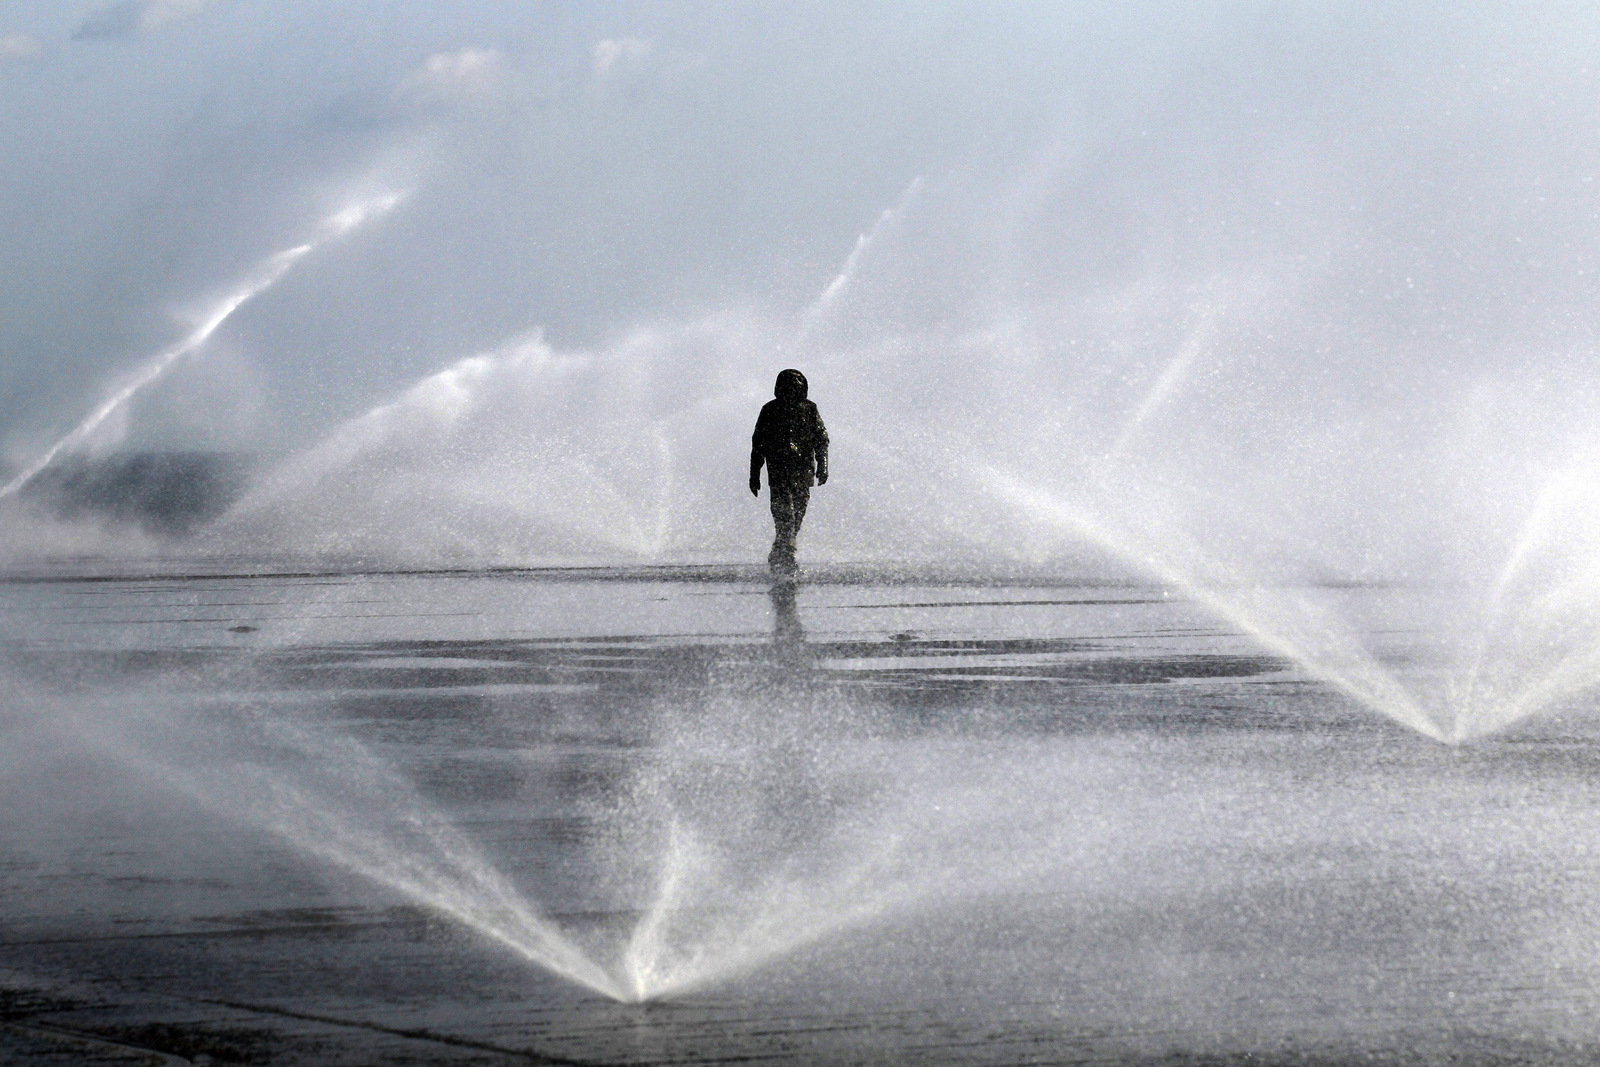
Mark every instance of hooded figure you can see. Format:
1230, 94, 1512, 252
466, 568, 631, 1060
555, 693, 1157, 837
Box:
750, 369, 829, 576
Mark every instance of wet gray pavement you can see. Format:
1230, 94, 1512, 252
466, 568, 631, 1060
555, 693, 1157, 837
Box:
4, 566, 1600, 1064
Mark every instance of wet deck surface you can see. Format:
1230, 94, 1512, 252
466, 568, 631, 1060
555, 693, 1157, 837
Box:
3, 567, 1600, 1064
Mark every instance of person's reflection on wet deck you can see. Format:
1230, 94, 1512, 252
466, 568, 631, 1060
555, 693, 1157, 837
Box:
768, 583, 808, 672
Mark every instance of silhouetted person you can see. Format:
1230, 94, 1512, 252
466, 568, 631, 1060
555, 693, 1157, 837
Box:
750, 369, 828, 578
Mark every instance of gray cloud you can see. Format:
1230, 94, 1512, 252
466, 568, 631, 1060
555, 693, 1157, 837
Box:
394, 48, 508, 110
592, 37, 650, 78
0, 33, 42, 60
73, 0, 212, 41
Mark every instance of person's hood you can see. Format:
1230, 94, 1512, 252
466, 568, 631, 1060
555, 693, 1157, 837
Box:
774, 369, 808, 402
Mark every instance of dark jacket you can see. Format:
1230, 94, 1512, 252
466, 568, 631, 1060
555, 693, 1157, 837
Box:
751, 369, 829, 488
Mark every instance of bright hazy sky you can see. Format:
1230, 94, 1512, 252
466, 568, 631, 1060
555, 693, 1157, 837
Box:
2, 2, 1599, 463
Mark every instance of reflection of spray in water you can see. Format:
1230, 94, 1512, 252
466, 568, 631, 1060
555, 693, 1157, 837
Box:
0, 191, 406, 503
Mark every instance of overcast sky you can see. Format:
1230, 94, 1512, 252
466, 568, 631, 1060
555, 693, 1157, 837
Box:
3, 1, 1600, 505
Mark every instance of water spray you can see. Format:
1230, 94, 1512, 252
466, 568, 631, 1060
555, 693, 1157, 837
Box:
984, 469, 1450, 742
1109, 309, 1217, 460
801, 176, 923, 335
0, 191, 407, 503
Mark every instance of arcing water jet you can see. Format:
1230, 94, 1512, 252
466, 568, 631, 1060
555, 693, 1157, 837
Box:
0, 191, 406, 504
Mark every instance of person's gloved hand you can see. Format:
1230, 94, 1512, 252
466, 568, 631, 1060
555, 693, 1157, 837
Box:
749, 477, 761, 496
816, 467, 828, 486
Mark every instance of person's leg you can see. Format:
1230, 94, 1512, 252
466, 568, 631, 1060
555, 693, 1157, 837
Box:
768, 480, 810, 574
791, 481, 810, 533
769, 485, 796, 572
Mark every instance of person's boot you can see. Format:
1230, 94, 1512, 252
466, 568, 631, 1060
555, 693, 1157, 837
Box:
769, 539, 798, 580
